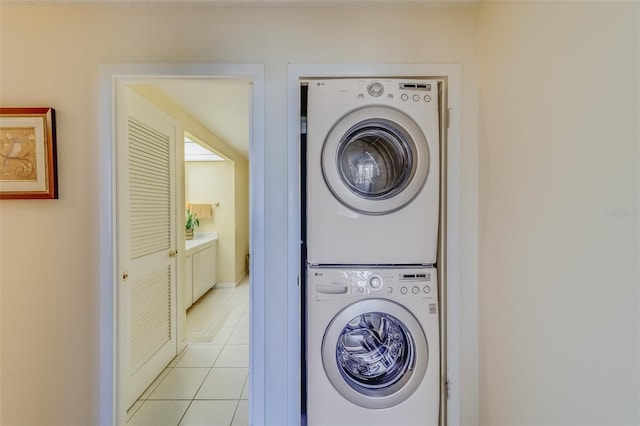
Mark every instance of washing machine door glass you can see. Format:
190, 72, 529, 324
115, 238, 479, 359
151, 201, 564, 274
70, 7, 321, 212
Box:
322, 106, 431, 215
322, 299, 429, 409
336, 312, 413, 390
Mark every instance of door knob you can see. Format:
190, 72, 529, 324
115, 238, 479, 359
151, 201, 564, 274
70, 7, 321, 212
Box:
169, 250, 177, 258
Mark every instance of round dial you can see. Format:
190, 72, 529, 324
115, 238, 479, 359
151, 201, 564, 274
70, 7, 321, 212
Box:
368, 274, 383, 290
367, 82, 384, 97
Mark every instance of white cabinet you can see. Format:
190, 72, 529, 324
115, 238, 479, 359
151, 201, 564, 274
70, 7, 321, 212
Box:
193, 243, 217, 302
184, 234, 218, 309
185, 253, 193, 309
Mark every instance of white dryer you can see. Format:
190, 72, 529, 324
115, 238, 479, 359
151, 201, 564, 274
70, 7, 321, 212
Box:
306, 78, 440, 266
306, 266, 440, 426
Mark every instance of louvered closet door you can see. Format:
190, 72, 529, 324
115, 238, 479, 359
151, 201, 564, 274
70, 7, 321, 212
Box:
117, 87, 178, 410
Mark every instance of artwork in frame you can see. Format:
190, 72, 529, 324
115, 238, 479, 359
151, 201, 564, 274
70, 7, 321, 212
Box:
0, 107, 57, 199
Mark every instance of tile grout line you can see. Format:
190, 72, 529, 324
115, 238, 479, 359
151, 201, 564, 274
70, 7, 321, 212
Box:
129, 280, 250, 425
176, 400, 194, 426
176, 365, 215, 425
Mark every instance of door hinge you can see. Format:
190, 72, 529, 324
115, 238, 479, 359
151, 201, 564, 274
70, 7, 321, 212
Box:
445, 378, 451, 400
446, 108, 452, 129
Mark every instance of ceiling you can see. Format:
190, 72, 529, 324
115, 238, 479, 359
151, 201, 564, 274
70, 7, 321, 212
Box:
151, 78, 252, 160
7, 0, 474, 4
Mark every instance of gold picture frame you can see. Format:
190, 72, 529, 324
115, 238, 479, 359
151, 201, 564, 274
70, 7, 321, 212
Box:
0, 108, 57, 199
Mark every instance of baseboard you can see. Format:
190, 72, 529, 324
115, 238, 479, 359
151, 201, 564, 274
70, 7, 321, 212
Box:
215, 282, 237, 288
215, 272, 249, 289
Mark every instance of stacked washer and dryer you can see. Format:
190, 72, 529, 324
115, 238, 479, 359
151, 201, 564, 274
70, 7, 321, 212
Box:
304, 78, 442, 426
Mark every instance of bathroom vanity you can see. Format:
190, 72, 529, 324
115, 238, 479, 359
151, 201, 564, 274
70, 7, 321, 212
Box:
184, 232, 218, 308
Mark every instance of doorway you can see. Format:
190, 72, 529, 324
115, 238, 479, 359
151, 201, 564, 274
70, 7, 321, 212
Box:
98, 64, 266, 426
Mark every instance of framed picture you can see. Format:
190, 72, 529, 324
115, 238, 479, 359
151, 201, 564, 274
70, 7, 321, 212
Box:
0, 107, 57, 199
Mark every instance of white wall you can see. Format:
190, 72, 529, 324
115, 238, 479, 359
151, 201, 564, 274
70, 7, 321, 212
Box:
478, 2, 639, 425
0, 4, 480, 425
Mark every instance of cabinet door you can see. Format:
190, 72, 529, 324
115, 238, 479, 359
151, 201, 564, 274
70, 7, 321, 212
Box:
185, 254, 193, 309
192, 244, 216, 302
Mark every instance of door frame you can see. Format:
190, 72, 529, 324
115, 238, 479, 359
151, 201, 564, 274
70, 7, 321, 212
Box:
99, 63, 265, 425
287, 64, 463, 425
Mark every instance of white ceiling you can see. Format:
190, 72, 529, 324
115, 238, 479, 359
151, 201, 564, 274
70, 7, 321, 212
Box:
152, 78, 252, 160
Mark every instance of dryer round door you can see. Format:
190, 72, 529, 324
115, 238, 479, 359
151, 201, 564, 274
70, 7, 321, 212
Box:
321, 106, 431, 215
322, 298, 429, 409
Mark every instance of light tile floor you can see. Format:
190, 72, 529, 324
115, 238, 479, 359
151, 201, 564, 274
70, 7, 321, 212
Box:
127, 276, 250, 426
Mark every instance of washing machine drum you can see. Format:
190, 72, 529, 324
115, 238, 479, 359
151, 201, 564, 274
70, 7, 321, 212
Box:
322, 106, 431, 215
322, 299, 429, 409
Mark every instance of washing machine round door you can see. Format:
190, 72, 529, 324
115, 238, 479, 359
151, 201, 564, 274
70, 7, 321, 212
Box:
322, 106, 431, 215
322, 299, 429, 409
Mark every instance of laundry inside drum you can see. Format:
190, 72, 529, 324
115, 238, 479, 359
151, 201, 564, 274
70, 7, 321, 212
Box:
336, 312, 413, 390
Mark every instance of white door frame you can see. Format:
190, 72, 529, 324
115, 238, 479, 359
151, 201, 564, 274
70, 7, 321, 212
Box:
99, 63, 265, 425
287, 64, 463, 425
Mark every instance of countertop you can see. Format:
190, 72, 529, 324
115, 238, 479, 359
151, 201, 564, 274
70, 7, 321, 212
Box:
185, 232, 218, 253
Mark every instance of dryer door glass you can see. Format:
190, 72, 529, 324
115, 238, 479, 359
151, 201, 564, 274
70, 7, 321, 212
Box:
336, 311, 414, 394
321, 106, 431, 215
337, 120, 414, 200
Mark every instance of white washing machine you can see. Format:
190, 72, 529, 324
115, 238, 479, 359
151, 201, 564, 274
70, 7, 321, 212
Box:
306, 266, 439, 426
306, 78, 440, 266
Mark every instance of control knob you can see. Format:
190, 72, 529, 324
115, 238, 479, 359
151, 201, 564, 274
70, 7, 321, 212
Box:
367, 82, 384, 97
368, 274, 383, 290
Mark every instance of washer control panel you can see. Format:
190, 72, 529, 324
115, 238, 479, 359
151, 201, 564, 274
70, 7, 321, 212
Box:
309, 267, 437, 301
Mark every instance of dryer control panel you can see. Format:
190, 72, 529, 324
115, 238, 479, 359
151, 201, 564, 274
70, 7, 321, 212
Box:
351, 79, 436, 105
310, 78, 439, 110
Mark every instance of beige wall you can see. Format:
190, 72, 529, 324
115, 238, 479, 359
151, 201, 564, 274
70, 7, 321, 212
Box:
478, 1, 639, 425
134, 84, 249, 285
186, 160, 244, 284
234, 157, 250, 283
0, 5, 480, 424
3, 2, 637, 426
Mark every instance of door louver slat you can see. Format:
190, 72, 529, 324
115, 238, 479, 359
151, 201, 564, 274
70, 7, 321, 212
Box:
130, 266, 171, 374
128, 117, 171, 260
